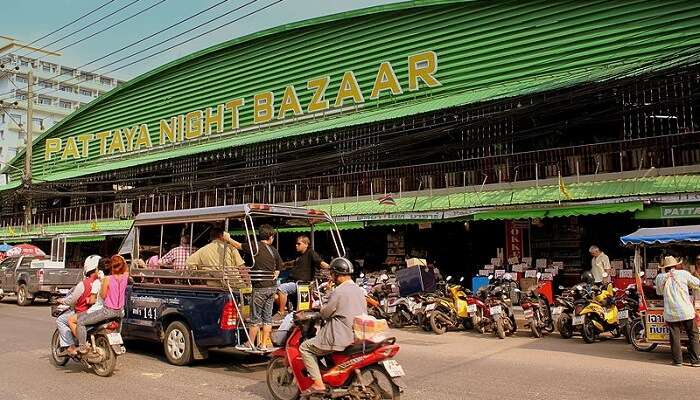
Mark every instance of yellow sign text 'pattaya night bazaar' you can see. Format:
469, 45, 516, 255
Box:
44, 51, 440, 161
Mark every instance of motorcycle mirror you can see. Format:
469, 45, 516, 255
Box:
638, 271, 645, 277
488, 274, 493, 280
459, 277, 464, 282
446, 275, 452, 281
359, 273, 365, 278
602, 272, 609, 278
558, 285, 565, 290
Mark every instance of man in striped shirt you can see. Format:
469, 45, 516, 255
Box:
655, 255, 700, 366
159, 235, 196, 270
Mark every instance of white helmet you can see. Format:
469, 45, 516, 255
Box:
83, 255, 101, 274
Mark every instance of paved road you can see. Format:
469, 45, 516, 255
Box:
1, 298, 697, 400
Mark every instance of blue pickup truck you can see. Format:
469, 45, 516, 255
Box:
122, 282, 246, 365
118, 203, 346, 366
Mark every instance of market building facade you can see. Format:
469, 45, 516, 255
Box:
1, 0, 700, 283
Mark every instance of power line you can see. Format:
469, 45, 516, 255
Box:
12, 0, 118, 58
54, 0, 168, 53
0, 0, 272, 102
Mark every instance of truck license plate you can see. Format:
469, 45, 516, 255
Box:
107, 332, 123, 345
572, 315, 584, 326
382, 360, 405, 377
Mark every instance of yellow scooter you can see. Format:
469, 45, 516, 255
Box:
578, 282, 622, 343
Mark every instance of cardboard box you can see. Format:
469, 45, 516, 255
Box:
405, 258, 427, 268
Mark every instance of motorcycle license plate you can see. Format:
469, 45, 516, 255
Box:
106, 332, 123, 345
382, 360, 405, 377
467, 304, 477, 313
425, 304, 436, 311
58, 289, 70, 294
387, 306, 397, 313
572, 315, 584, 326
489, 306, 501, 315
618, 310, 629, 320
551, 307, 564, 315
523, 309, 534, 319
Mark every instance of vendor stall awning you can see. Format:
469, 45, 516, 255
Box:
65, 235, 106, 243
473, 202, 644, 221
620, 225, 700, 245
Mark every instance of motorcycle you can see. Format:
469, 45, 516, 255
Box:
478, 277, 517, 339
50, 305, 126, 377
266, 311, 404, 400
426, 276, 473, 335
518, 287, 553, 338
579, 282, 623, 343
552, 284, 590, 339
386, 294, 424, 329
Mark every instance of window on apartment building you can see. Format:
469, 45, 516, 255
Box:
19, 59, 29, 67
8, 147, 18, 156
38, 97, 52, 105
59, 100, 72, 109
59, 85, 74, 93
79, 88, 92, 97
10, 114, 22, 125
100, 77, 112, 86
61, 67, 75, 76
15, 75, 27, 84
39, 80, 53, 89
0, 130, 4, 139
42, 63, 54, 73
81, 72, 95, 81
15, 92, 27, 100
0, 114, 4, 123
32, 118, 44, 130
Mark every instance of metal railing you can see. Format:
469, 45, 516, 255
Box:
2, 133, 699, 228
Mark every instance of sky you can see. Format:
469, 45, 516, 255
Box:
3, 0, 405, 81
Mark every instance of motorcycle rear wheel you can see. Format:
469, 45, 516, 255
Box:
530, 319, 542, 338
360, 365, 402, 399
429, 311, 449, 335
629, 318, 658, 352
92, 336, 117, 377
557, 314, 573, 339
581, 317, 597, 344
50, 329, 69, 367
495, 318, 506, 339
266, 356, 300, 400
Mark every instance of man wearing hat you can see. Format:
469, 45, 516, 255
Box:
655, 255, 700, 366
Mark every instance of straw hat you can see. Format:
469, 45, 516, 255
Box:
660, 255, 682, 270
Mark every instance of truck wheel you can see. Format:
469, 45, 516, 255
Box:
17, 284, 32, 306
164, 321, 193, 366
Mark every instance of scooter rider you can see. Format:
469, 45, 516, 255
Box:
299, 257, 367, 395
56, 255, 101, 355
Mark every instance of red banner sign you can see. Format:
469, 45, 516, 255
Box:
505, 221, 526, 260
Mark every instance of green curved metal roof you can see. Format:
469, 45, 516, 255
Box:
4, 0, 700, 184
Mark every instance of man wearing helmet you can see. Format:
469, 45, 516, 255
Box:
299, 257, 367, 395
55, 255, 101, 356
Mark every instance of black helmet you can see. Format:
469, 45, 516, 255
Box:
330, 257, 354, 275
580, 270, 595, 284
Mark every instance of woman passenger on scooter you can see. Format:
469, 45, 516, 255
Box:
75, 255, 129, 354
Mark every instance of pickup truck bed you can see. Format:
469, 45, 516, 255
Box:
0, 256, 83, 306
122, 283, 247, 366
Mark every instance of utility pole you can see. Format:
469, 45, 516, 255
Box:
23, 68, 33, 229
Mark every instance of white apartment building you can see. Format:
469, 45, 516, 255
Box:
0, 35, 124, 180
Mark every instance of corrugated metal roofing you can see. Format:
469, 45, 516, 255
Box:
3, 0, 700, 183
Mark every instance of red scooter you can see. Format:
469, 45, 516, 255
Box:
266, 311, 405, 400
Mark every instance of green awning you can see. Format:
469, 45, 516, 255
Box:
472, 202, 644, 221
312, 176, 699, 218
66, 235, 106, 243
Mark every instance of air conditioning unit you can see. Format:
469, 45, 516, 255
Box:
113, 202, 133, 219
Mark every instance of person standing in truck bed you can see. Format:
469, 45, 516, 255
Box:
186, 227, 245, 287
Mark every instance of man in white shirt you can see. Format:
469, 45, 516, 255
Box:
589, 245, 610, 283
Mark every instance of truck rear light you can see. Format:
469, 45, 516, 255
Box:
220, 300, 238, 330
36, 269, 44, 284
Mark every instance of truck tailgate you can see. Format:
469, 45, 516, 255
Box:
41, 269, 83, 288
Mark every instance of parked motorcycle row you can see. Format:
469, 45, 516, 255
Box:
359, 271, 649, 347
